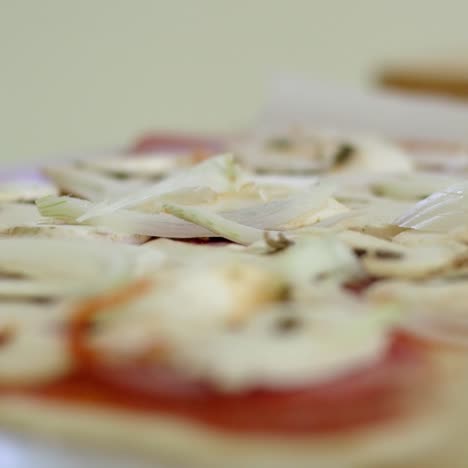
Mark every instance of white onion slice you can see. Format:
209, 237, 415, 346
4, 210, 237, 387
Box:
0, 181, 57, 202
77, 154, 246, 221
37, 184, 336, 240
80, 153, 200, 178
44, 166, 142, 201
162, 203, 270, 245
0, 203, 42, 231
38, 196, 213, 238
272, 236, 361, 285
0, 238, 140, 296
370, 173, 461, 201
4, 223, 148, 245
362, 244, 460, 279
394, 182, 468, 232
0, 279, 80, 298
223, 183, 335, 228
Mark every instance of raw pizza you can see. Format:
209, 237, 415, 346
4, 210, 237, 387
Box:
1, 130, 468, 468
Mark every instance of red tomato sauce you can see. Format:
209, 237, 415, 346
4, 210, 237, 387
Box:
2, 332, 429, 436
343, 277, 378, 296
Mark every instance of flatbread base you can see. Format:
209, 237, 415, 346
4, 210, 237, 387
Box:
0, 391, 466, 468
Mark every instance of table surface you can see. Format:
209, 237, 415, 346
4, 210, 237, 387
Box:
0, 432, 162, 468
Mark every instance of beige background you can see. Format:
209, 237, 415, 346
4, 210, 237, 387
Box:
1, 0, 467, 165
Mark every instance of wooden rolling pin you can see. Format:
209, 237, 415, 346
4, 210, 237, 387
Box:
379, 59, 468, 99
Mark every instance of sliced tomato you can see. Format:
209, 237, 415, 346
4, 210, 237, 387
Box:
130, 132, 225, 155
